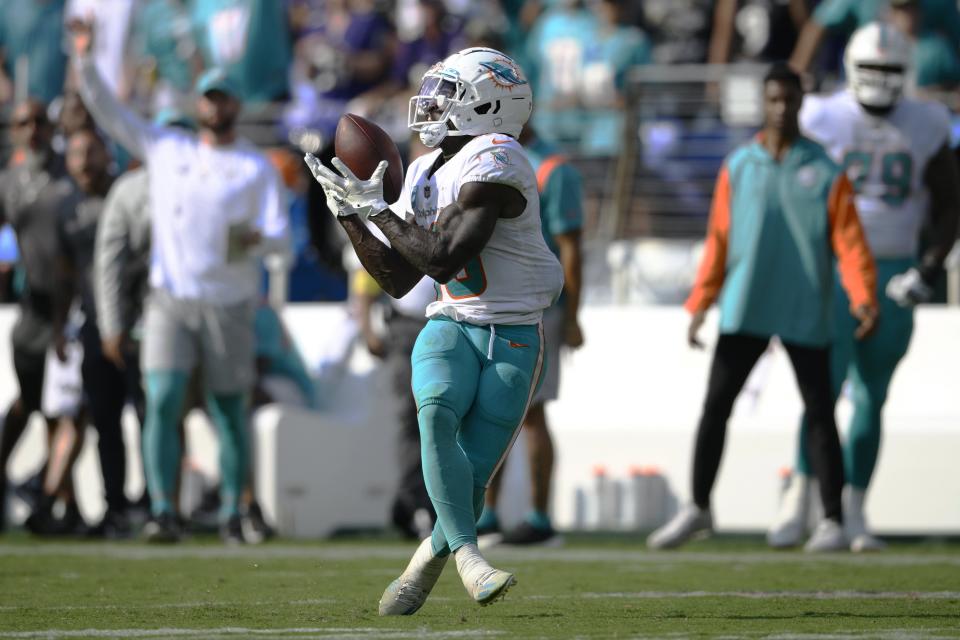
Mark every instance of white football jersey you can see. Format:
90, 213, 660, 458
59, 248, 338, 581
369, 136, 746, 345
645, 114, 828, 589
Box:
800, 90, 951, 258
396, 134, 564, 325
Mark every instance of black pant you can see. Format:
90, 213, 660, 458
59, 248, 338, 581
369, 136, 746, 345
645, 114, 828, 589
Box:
385, 313, 435, 533
81, 322, 144, 514
12, 346, 46, 415
692, 333, 845, 522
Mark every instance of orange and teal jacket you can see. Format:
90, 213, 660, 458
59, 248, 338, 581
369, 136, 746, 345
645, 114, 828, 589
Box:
685, 136, 877, 347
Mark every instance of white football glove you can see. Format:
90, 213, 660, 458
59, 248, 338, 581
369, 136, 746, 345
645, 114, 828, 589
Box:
303, 154, 389, 220
885, 267, 934, 307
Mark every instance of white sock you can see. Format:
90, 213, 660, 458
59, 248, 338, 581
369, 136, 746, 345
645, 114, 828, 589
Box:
402, 537, 447, 583
454, 542, 495, 588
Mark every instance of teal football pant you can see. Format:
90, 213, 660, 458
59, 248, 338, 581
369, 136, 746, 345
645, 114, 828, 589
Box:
796, 258, 914, 489
143, 370, 248, 521
411, 316, 545, 556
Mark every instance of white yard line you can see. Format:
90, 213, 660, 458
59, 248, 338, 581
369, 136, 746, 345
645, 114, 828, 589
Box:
768, 633, 960, 640
621, 632, 960, 640
3, 544, 960, 567
2, 628, 957, 640
0, 629, 504, 639
0, 599, 335, 613
4, 589, 959, 614
574, 590, 960, 600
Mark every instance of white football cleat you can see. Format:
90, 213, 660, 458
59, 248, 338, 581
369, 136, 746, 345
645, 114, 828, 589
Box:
804, 518, 847, 552
378, 537, 448, 616
850, 533, 886, 553
455, 542, 516, 606
843, 486, 885, 553
767, 473, 811, 548
465, 568, 517, 605
647, 504, 713, 550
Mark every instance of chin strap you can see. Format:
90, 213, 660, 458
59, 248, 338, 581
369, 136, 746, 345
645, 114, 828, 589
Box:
419, 123, 448, 148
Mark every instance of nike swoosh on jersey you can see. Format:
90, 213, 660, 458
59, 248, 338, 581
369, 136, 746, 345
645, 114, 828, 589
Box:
508, 341, 529, 348
492, 137, 512, 144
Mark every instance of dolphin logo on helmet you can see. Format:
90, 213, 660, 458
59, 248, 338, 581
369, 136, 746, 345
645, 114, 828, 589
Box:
479, 60, 528, 89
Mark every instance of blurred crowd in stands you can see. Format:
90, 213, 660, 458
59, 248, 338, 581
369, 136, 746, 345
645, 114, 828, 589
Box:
0, 0, 959, 543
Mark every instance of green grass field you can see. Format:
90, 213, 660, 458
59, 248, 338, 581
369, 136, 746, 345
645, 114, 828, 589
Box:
2, 534, 960, 639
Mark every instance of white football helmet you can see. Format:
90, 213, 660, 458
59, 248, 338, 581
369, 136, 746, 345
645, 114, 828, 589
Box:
408, 47, 533, 147
844, 22, 913, 110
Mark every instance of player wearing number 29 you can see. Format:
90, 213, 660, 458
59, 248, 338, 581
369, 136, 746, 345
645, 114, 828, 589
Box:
768, 23, 960, 552
304, 48, 563, 613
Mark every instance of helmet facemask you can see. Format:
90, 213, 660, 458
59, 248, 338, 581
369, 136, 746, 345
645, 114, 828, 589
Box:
850, 62, 906, 111
408, 69, 469, 147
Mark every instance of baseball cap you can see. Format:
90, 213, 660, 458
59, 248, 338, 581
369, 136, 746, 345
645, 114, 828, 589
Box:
195, 68, 240, 98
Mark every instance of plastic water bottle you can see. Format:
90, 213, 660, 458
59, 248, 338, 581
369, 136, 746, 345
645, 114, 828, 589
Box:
630, 465, 669, 531
594, 465, 622, 530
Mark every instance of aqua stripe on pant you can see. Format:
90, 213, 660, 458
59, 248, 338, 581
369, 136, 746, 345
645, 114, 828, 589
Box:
796, 257, 915, 489
411, 316, 544, 556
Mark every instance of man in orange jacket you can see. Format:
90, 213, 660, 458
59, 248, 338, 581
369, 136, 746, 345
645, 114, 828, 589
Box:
647, 64, 878, 553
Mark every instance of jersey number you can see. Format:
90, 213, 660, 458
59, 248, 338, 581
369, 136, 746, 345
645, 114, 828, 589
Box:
842, 150, 913, 207
443, 257, 487, 300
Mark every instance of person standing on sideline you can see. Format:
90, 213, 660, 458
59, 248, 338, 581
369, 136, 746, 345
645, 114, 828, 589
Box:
647, 64, 879, 553
306, 48, 563, 612
0, 99, 77, 533
27, 128, 118, 536
70, 19, 290, 544
478, 124, 584, 546
768, 23, 960, 552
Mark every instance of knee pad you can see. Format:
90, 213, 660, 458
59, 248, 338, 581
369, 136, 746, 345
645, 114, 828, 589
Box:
413, 380, 463, 416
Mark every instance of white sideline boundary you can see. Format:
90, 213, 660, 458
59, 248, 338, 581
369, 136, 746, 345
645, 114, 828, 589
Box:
4, 590, 959, 614
1, 626, 957, 640
3, 544, 960, 567
0, 630, 504, 639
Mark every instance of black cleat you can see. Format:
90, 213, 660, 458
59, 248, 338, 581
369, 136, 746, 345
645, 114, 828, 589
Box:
499, 521, 562, 547
476, 520, 502, 537
240, 502, 273, 544
91, 509, 133, 539
14, 471, 44, 512
220, 514, 245, 545
143, 512, 182, 543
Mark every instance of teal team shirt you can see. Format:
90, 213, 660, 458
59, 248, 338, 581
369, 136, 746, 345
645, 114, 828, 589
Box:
0, 0, 67, 104
525, 7, 596, 145
524, 137, 585, 258
525, 8, 650, 153
914, 32, 960, 88
579, 26, 651, 157
815, 0, 960, 44
191, 0, 292, 103
133, 0, 197, 95
719, 137, 845, 347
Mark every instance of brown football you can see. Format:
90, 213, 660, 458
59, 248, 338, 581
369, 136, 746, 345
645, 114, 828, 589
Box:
334, 113, 404, 204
